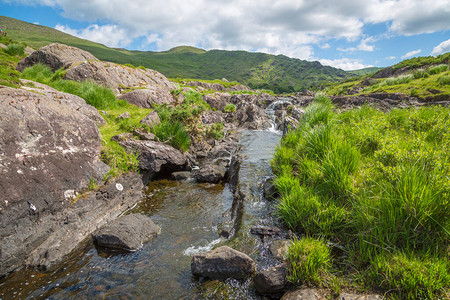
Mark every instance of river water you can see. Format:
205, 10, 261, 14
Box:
0, 128, 282, 299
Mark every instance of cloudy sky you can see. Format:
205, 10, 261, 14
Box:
1, 0, 449, 70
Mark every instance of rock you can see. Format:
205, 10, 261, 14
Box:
118, 112, 131, 119
65, 60, 176, 96
118, 140, 188, 179
250, 226, 282, 236
24, 46, 35, 56
194, 164, 227, 183
133, 128, 156, 141
201, 111, 225, 124
171, 171, 191, 181
140, 111, 161, 128
231, 103, 271, 130
16, 43, 98, 72
0, 85, 111, 275
254, 265, 289, 295
119, 87, 176, 108
92, 214, 160, 251
202, 92, 232, 111
263, 177, 278, 200
281, 289, 324, 300
111, 133, 133, 142
20, 80, 106, 126
191, 246, 256, 280
25, 172, 144, 270
338, 293, 382, 300
269, 240, 293, 260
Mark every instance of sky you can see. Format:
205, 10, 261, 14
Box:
1, 0, 449, 70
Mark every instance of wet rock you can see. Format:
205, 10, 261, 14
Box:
254, 265, 289, 296
171, 171, 191, 181
338, 293, 382, 300
194, 164, 227, 183
140, 111, 161, 128
269, 240, 293, 260
92, 214, 160, 251
191, 246, 256, 280
263, 177, 278, 200
16, 43, 97, 72
0, 85, 109, 276
111, 133, 133, 142
281, 289, 324, 300
250, 226, 282, 237
118, 140, 188, 178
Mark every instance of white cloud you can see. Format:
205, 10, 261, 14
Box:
401, 49, 422, 59
320, 43, 331, 49
386, 56, 397, 60
431, 39, 450, 56
55, 24, 133, 48
319, 58, 373, 71
338, 37, 376, 52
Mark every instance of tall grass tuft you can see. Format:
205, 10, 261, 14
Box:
151, 120, 191, 152
5, 43, 25, 56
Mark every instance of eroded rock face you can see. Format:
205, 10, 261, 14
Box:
16, 43, 98, 72
118, 140, 188, 178
92, 214, 160, 251
191, 246, 256, 280
0, 85, 109, 276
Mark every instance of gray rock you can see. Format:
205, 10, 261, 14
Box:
250, 226, 282, 236
202, 92, 232, 111
111, 133, 133, 142
171, 171, 191, 181
119, 87, 176, 108
254, 265, 289, 295
133, 128, 156, 141
231, 103, 271, 130
263, 177, 278, 200
202, 111, 225, 124
119, 140, 187, 178
269, 240, 293, 260
338, 293, 382, 300
0, 85, 111, 276
118, 112, 131, 119
191, 246, 256, 280
281, 289, 324, 300
194, 164, 227, 183
92, 214, 160, 251
16, 43, 98, 72
140, 111, 161, 128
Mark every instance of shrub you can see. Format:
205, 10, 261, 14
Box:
205, 122, 224, 140
437, 75, 450, 86
412, 68, 428, 79
428, 64, 448, 75
223, 103, 236, 113
5, 43, 24, 56
286, 237, 331, 285
151, 120, 191, 152
381, 74, 413, 86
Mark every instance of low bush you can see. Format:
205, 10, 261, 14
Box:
428, 64, 448, 75
5, 43, 24, 56
223, 103, 236, 113
286, 237, 331, 285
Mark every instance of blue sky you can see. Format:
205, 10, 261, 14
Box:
1, 0, 449, 70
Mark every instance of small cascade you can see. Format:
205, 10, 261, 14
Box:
265, 97, 293, 132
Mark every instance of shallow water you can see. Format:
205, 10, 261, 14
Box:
0, 129, 282, 300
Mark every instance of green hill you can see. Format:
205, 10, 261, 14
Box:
0, 15, 352, 93
347, 67, 383, 76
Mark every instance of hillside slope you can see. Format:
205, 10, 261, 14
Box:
0, 15, 351, 93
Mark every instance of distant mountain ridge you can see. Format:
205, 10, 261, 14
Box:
1, 15, 354, 93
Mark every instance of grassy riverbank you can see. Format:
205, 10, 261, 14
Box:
272, 94, 449, 299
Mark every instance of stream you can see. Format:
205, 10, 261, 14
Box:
0, 126, 284, 299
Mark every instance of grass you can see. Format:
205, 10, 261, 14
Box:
223, 103, 236, 113
272, 94, 450, 298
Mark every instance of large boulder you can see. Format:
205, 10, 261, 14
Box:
92, 214, 160, 251
118, 140, 188, 178
16, 43, 97, 72
194, 164, 227, 183
191, 246, 256, 280
0, 85, 109, 276
64, 60, 176, 95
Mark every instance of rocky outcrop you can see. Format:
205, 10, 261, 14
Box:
0, 85, 113, 275
229, 102, 272, 129
118, 139, 188, 179
201, 111, 225, 124
191, 246, 256, 280
20, 80, 106, 126
92, 214, 160, 251
187, 81, 250, 92
281, 289, 325, 300
118, 86, 177, 108
338, 293, 382, 300
140, 111, 161, 128
16, 43, 97, 72
254, 265, 289, 296
202, 92, 232, 111
65, 60, 176, 95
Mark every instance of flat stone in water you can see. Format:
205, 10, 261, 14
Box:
92, 214, 161, 251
